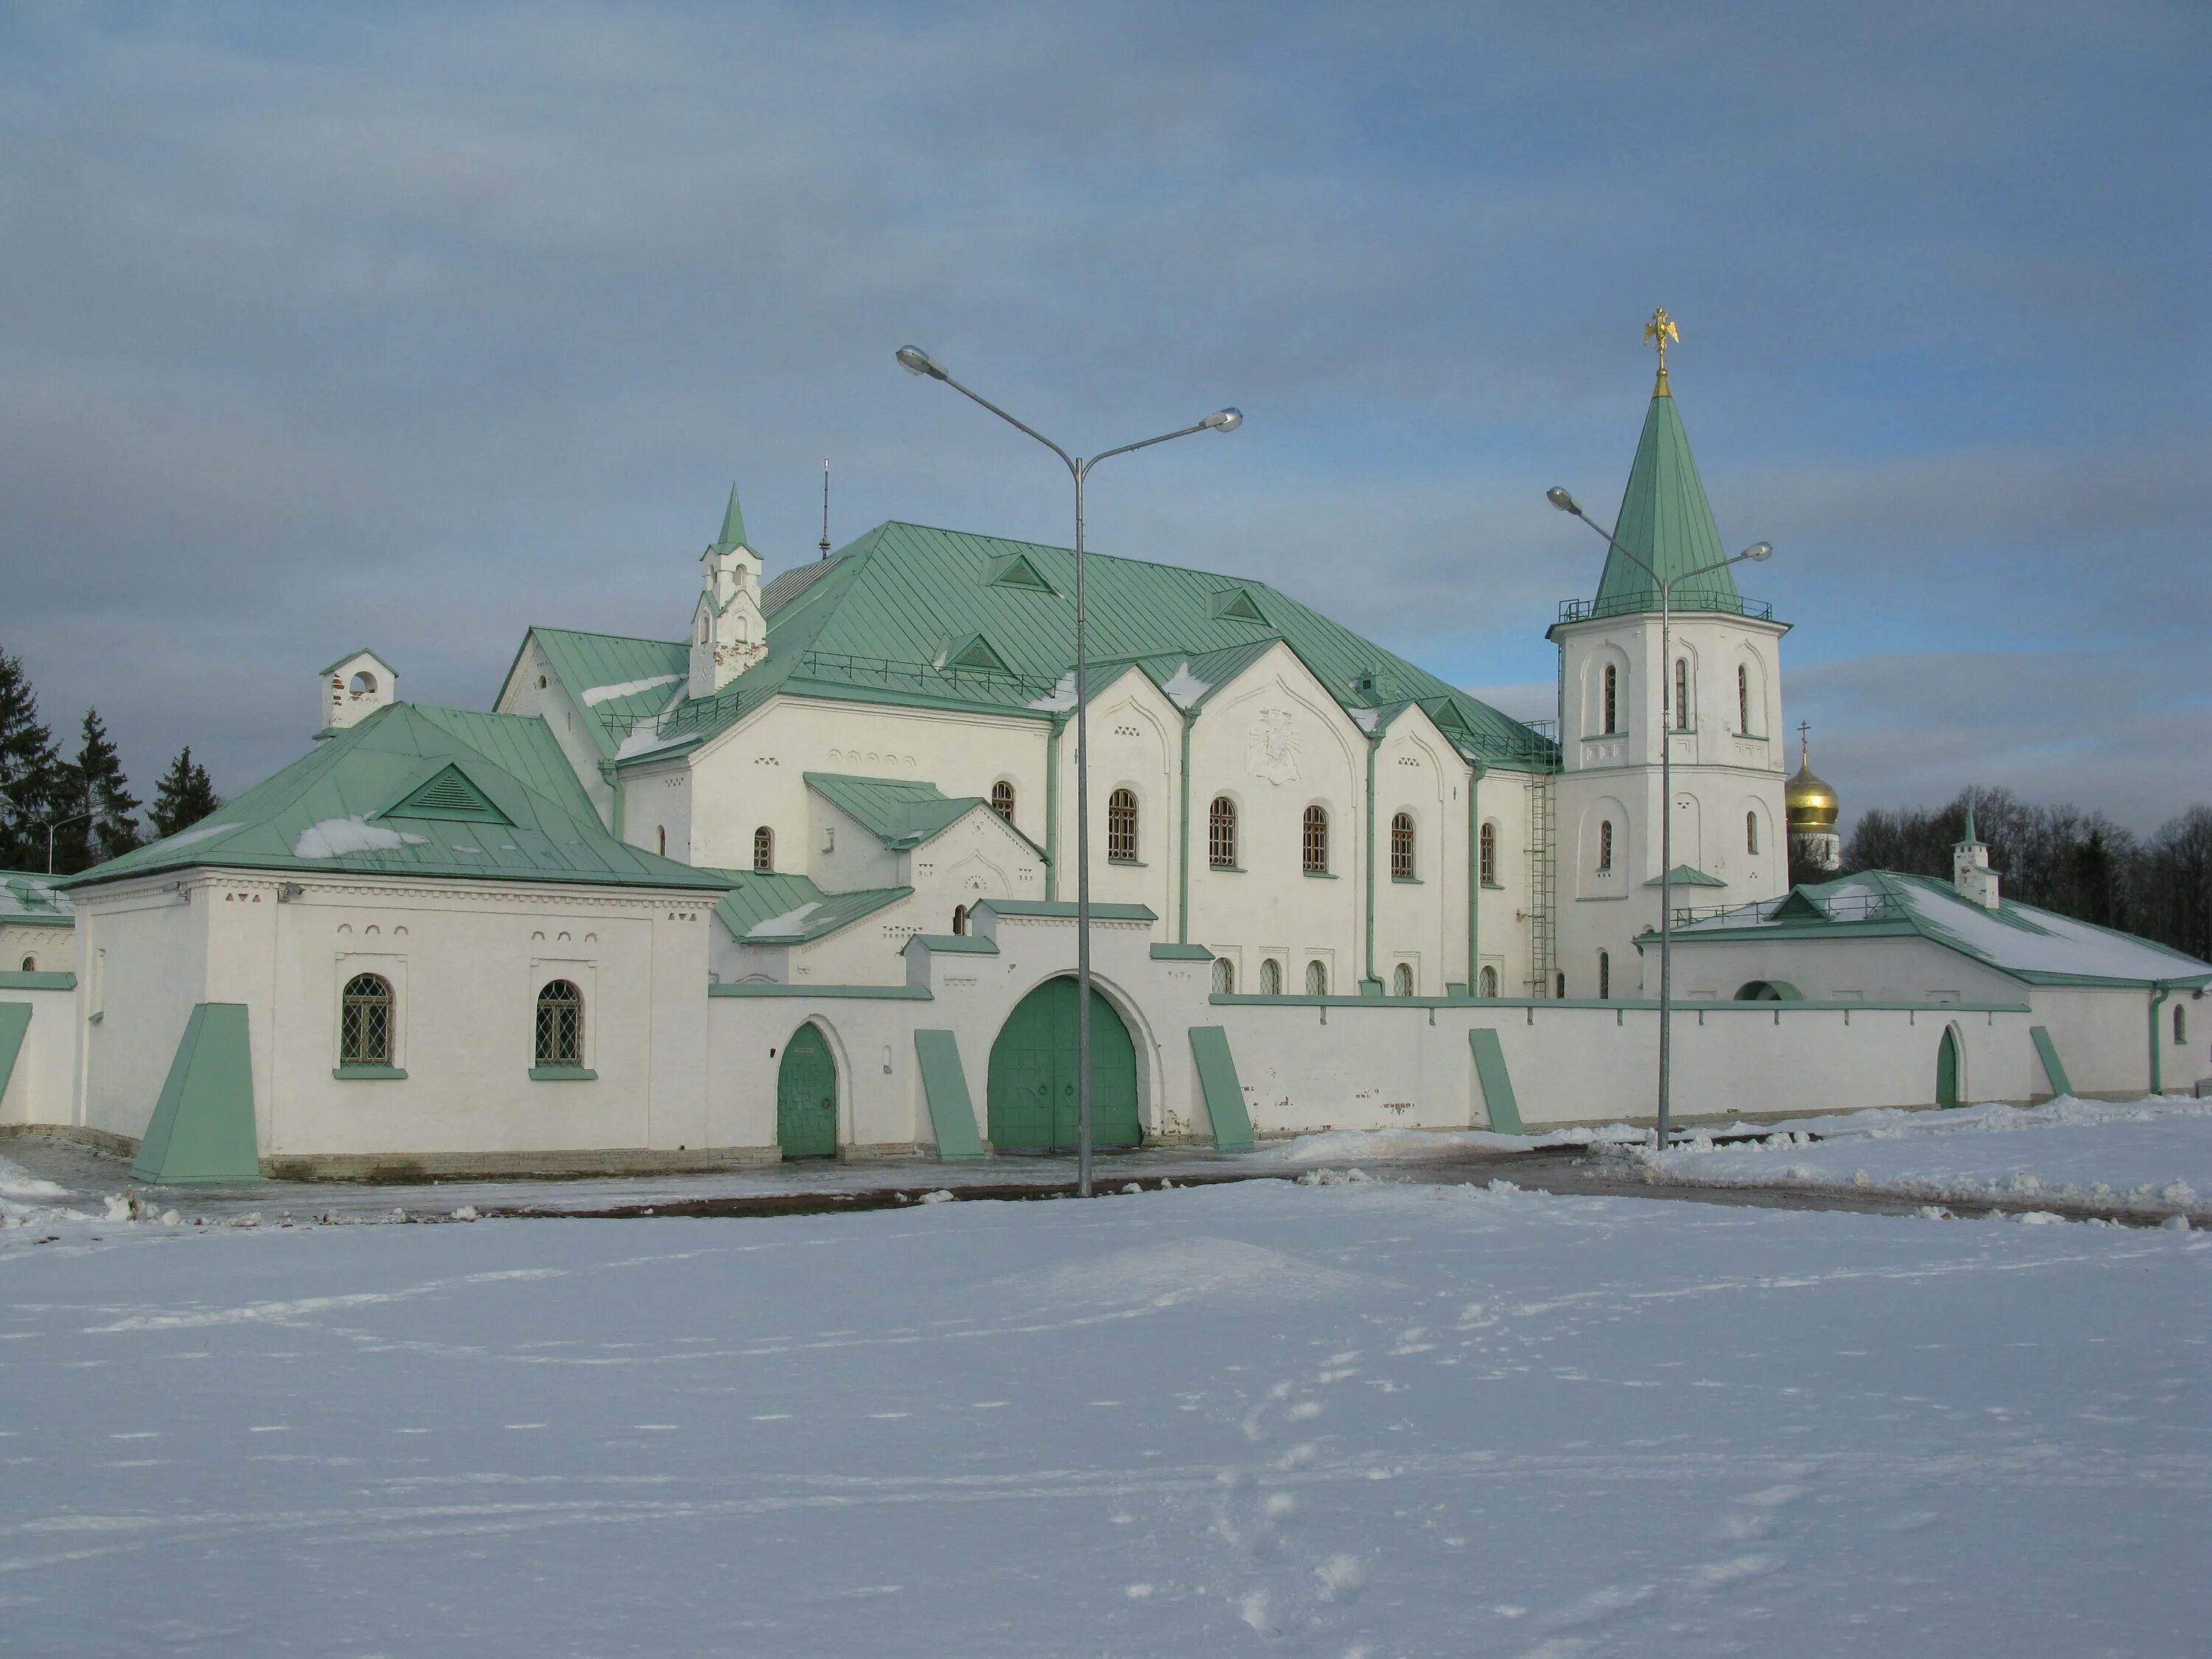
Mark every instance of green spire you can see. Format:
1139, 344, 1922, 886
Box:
712, 483, 747, 554
1961, 792, 1978, 845
1590, 391, 1742, 619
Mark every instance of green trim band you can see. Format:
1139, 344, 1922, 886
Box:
332, 1064, 408, 1080
528, 1065, 598, 1081
710, 982, 934, 1000
0, 970, 75, 991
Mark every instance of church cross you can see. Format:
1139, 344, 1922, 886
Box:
1798, 720, 1811, 764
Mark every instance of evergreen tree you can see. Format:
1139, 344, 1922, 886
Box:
50, 710, 143, 874
149, 745, 223, 839
0, 645, 63, 872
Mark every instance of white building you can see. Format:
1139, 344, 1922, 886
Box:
4, 336, 2204, 1179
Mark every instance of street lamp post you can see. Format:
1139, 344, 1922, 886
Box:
897, 345, 1241, 1196
1546, 485, 1772, 1146
0, 790, 94, 876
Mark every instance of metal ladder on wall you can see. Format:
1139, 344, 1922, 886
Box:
1527, 774, 1557, 995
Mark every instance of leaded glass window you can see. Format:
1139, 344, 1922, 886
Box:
1211, 957, 1234, 994
1107, 788, 1138, 863
535, 980, 584, 1067
1302, 805, 1329, 874
1208, 796, 1237, 868
1390, 812, 1415, 880
991, 780, 1016, 823
1305, 959, 1329, 995
753, 826, 774, 872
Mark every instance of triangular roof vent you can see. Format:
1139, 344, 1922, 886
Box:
1209, 587, 1268, 624
942, 634, 1012, 674
381, 764, 512, 825
987, 552, 1057, 594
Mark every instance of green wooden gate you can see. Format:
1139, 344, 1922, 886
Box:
777, 1023, 838, 1158
1935, 1026, 1961, 1109
986, 978, 1141, 1152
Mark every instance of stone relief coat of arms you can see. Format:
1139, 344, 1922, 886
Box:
1247, 707, 1302, 785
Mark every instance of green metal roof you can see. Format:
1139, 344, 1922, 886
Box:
511, 628, 689, 762
1643, 863, 1728, 888
1668, 869, 2212, 989
712, 484, 748, 554
806, 773, 994, 852
978, 899, 1158, 922
1590, 392, 1744, 619
705, 867, 911, 945
59, 704, 731, 895
316, 647, 394, 678
0, 871, 72, 927
552, 521, 1554, 771
411, 703, 602, 821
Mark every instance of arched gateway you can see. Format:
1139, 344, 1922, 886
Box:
987, 978, 1141, 1152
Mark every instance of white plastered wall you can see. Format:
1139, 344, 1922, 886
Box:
492, 636, 622, 828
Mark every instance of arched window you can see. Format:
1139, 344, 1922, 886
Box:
1107, 788, 1138, 863
1598, 819, 1614, 872
1479, 821, 1498, 886
1602, 664, 1619, 734
952, 905, 969, 936
1554, 971, 1566, 999
1673, 659, 1689, 729
1598, 950, 1611, 999
655, 825, 667, 857
1392, 962, 1414, 998
1737, 664, 1751, 734
752, 826, 773, 872
18, 955, 34, 973
1390, 813, 1416, 880
1212, 957, 1235, 995
1306, 959, 1329, 995
535, 980, 584, 1068
1303, 805, 1329, 874
1259, 958, 1283, 995
1745, 811, 1760, 855
1208, 796, 1237, 868
696, 613, 709, 645
2179, 1004, 2190, 1046
339, 973, 393, 1067
1478, 965, 1499, 998
349, 670, 378, 696
991, 780, 1016, 823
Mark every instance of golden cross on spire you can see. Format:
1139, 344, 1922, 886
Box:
1644, 306, 1680, 396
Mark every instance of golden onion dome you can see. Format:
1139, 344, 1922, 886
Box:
1787, 756, 1840, 829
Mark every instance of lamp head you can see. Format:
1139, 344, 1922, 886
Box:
1740, 540, 1773, 563
1201, 407, 1243, 432
1545, 487, 1581, 515
894, 344, 947, 380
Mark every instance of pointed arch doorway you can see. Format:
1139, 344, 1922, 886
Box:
776, 1023, 838, 1158
987, 978, 1141, 1153
1935, 1026, 1962, 1110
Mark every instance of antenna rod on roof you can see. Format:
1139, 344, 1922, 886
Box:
820, 459, 832, 560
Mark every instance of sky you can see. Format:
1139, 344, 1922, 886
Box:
0, 1, 2205, 835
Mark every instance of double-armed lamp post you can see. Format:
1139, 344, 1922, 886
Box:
896, 345, 1240, 1197
1545, 486, 1773, 1147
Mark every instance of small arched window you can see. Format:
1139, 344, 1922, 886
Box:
1306, 959, 1329, 995
1390, 813, 1416, 880
697, 613, 709, 645
1598, 819, 1614, 872
1737, 664, 1751, 734
339, 973, 393, 1067
656, 825, 667, 857
1208, 796, 1237, 868
1211, 957, 1235, 995
1745, 811, 1760, 855
1392, 963, 1414, 998
1673, 659, 1689, 729
1598, 950, 1611, 999
752, 826, 773, 872
1602, 664, 1619, 734
535, 980, 584, 1068
1302, 805, 1329, 874
18, 955, 34, 973
2178, 1004, 2190, 1046
952, 905, 969, 936
1555, 971, 1566, 999
349, 671, 378, 697
1478, 965, 1499, 998
1107, 788, 1138, 863
1479, 821, 1498, 886
990, 780, 1016, 823
1259, 958, 1283, 996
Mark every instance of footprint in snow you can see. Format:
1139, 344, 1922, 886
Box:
1736, 1484, 1807, 1508
1686, 1554, 1784, 1589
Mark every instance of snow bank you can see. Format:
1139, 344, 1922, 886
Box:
1257, 1122, 1649, 1164
1628, 1095, 2212, 1220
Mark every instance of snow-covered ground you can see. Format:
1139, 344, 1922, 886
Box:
1627, 1096, 2212, 1222
1, 1177, 2205, 1655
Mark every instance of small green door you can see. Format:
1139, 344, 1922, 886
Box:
777, 1023, 838, 1158
987, 978, 1141, 1152
1935, 1026, 1960, 1109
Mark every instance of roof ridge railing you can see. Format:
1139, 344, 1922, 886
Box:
1558, 594, 1774, 625
1674, 887, 1897, 929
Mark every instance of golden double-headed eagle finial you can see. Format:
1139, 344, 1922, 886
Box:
1644, 306, 1679, 395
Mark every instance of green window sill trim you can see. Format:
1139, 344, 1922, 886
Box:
333, 1064, 407, 1080
1208, 863, 1245, 873
1304, 870, 1337, 880
1481, 880, 1505, 890
1107, 858, 1147, 868
529, 1065, 598, 1082
1391, 875, 1421, 885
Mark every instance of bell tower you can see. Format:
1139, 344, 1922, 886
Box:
688, 483, 767, 699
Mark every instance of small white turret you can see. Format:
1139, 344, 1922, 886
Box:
318, 649, 396, 735
1952, 796, 2000, 909
687, 484, 768, 699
